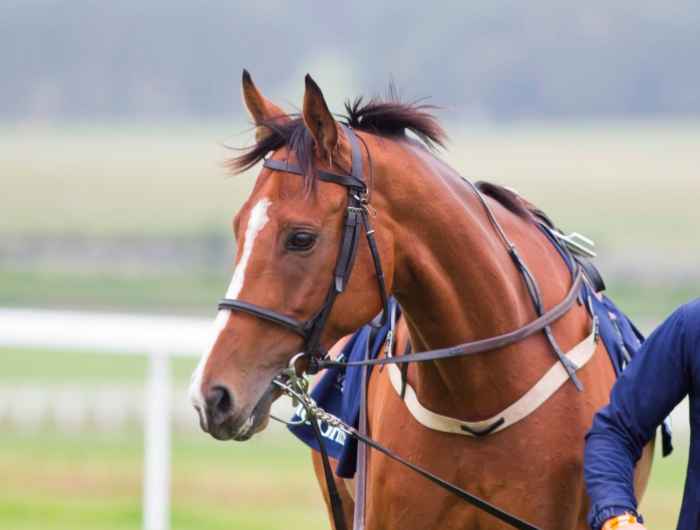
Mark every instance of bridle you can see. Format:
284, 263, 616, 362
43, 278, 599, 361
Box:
217, 124, 587, 530
218, 123, 389, 366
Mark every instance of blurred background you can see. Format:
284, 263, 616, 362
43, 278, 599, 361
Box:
1, 2, 698, 529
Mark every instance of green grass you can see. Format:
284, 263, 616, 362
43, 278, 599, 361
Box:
0, 341, 690, 530
639, 434, 690, 529
604, 280, 699, 325
0, 428, 689, 530
0, 429, 328, 530
0, 267, 225, 314
0, 347, 197, 383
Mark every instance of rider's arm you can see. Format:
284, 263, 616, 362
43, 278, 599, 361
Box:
585, 302, 696, 529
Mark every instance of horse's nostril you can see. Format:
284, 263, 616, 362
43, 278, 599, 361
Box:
206, 385, 234, 419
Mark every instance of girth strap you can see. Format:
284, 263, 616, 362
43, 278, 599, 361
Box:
362, 213, 389, 327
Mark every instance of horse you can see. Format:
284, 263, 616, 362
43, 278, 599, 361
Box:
189, 71, 654, 529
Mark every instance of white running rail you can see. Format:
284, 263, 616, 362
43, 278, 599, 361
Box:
0, 307, 211, 530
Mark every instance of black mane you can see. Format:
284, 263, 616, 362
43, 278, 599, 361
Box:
475, 181, 536, 221
227, 96, 446, 186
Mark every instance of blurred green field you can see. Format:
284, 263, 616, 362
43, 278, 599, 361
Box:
0, 429, 328, 530
3, 120, 700, 252
0, 418, 688, 530
0, 347, 196, 383
0, 346, 329, 530
0, 267, 696, 323
3, 120, 699, 318
0, 347, 692, 529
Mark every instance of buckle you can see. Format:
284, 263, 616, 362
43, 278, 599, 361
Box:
351, 192, 376, 216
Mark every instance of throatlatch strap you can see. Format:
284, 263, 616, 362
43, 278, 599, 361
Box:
362, 213, 390, 325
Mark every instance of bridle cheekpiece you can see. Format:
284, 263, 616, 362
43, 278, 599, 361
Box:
217, 124, 389, 372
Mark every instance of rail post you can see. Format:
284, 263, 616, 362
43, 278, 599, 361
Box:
143, 348, 171, 530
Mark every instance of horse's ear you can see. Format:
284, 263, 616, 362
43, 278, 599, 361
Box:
241, 69, 287, 142
302, 74, 338, 161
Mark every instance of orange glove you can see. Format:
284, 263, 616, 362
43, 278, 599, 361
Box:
602, 514, 647, 530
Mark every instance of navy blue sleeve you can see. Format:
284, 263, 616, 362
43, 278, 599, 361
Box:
585, 303, 695, 529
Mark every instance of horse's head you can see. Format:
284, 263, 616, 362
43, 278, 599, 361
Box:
189, 72, 394, 441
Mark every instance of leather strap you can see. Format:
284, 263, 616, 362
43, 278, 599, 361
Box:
320, 267, 584, 369
362, 213, 389, 327
346, 413, 541, 530
508, 246, 583, 391
217, 299, 308, 336
333, 206, 363, 292
387, 325, 598, 436
463, 176, 583, 389
263, 158, 366, 191
352, 331, 370, 530
309, 398, 348, 530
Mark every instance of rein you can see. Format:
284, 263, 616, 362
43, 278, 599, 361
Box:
273, 373, 541, 530
220, 124, 587, 530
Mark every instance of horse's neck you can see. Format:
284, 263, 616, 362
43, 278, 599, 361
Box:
379, 141, 570, 419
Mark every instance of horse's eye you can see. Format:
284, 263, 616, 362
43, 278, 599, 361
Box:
286, 231, 317, 251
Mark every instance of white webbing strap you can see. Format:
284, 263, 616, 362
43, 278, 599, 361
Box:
387, 328, 598, 437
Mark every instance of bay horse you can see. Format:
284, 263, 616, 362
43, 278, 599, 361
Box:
189, 71, 653, 529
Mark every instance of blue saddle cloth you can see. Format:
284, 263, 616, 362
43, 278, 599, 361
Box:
288, 298, 398, 478
289, 233, 672, 478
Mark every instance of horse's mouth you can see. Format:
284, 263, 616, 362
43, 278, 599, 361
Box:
199, 384, 281, 442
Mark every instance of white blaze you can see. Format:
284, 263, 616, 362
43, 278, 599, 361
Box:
188, 198, 271, 418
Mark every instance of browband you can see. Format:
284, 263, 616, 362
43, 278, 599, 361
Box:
262, 159, 366, 191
